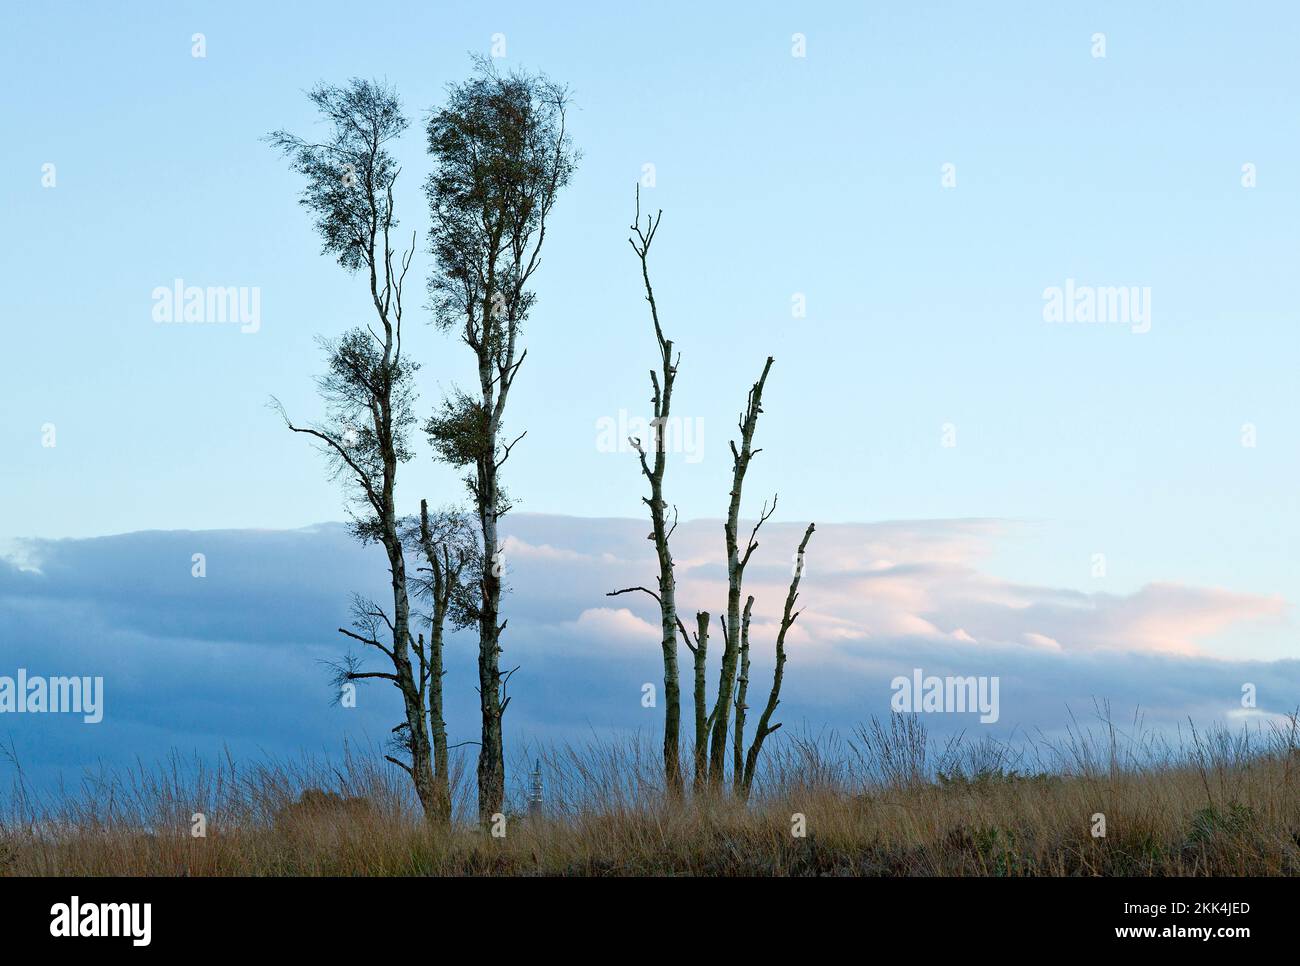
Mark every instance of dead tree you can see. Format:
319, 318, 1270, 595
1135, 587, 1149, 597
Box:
706, 358, 775, 787
606, 186, 687, 797
405, 500, 480, 823
424, 58, 577, 822
731, 595, 755, 792
739, 522, 815, 799
690, 611, 710, 792
266, 80, 438, 816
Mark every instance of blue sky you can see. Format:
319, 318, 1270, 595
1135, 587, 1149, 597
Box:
1, 1, 1298, 781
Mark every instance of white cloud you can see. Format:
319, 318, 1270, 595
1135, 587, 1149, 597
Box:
564, 607, 660, 647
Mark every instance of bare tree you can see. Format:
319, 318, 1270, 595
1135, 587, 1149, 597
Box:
265, 80, 440, 817
689, 611, 711, 792
685, 357, 816, 796
706, 358, 775, 787
423, 58, 578, 821
606, 186, 689, 797
732, 594, 755, 792
740, 522, 815, 799
405, 500, 480, 822
601, 200, 816, 798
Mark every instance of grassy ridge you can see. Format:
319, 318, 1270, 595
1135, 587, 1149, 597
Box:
3, 712, 1298, 876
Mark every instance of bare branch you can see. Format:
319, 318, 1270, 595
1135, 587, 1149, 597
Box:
606, 585, 663, 605
741, 522, 815, 797
337, 627, 395, 661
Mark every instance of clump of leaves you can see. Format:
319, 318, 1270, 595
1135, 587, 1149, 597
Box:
1187, 801, 1255, 844
0, 833, 17, 873
425, 390, 491, 468
944, 825, 1035, 876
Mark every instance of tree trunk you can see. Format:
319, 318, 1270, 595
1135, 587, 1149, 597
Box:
707, 357, 774, 787
648, 465, 682, 796
387, 537, 437, 816
476, 458, 505, 822
627, 192, 683, 797
692, 611, 710, 793
418, 500, 453, 825
741, 523, 815, 800
429, 588, 451, 823
381, 365, 436, 817
732, 595, 754, 793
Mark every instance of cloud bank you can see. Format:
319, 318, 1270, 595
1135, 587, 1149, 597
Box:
0, 515, 1294, 791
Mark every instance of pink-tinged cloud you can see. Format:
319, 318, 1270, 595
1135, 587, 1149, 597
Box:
4, 518, 1296, 788
498, 515, 1289, 662
564, 606, 659, 649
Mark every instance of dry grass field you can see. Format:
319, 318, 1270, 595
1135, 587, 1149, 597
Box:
3, 710, 1298, 876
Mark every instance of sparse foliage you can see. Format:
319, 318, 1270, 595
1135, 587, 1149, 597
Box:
268, 79, 441, 820
424, 57, 578, 821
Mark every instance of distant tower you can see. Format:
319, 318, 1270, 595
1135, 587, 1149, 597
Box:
528, 759, 543, 815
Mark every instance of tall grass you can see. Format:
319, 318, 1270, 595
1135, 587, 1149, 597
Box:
3, 709, 1297, 876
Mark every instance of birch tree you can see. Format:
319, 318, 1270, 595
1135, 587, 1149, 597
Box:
739, 522, 815, 799
606, 187, 689, 796
266, 80, 440, 816
698, 360, 816, 796
689, 611, 711, 791
601, 205, 817, 797
405, 501, 480, 822
424, 59, 577, 821
706, 358, 776, 786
